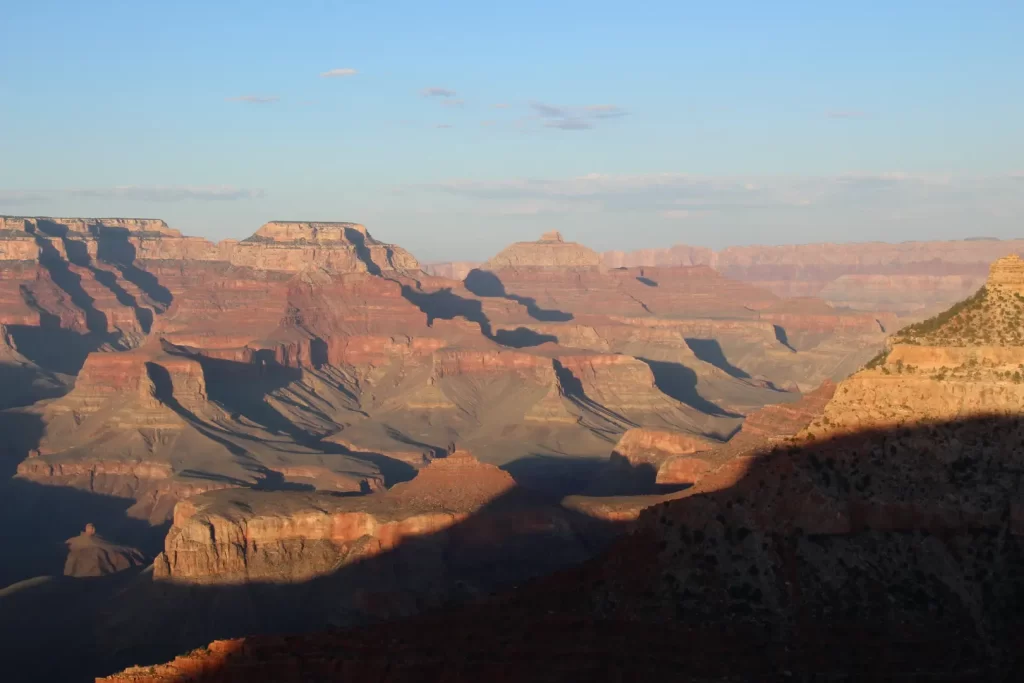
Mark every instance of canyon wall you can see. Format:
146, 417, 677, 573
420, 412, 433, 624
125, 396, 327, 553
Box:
602, 238, 1024, 315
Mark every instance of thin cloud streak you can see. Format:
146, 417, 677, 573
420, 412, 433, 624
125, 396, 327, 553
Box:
530, 101, 566, 118
225, 95, 280, 104
528, 101, 629, 131
320, 68, 358, 78
421, 87, 457, 98
544, 119, 593, 130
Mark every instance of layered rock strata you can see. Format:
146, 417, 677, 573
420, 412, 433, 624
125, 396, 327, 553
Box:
603, 237, 1024, 315
153, 451, 521, 583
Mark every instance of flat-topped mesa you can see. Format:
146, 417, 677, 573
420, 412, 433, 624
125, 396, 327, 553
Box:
485, 232, 602, 269
0, 215, 181, 237
41, 347, 208, 418
154, 450, 526, 583
986, 254, 1024, 291
230, 221, 421, 273
250, 221, 372, 244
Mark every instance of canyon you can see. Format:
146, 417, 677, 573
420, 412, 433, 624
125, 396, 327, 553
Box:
97, 253, 1024, 682
0, 213, 1012, 681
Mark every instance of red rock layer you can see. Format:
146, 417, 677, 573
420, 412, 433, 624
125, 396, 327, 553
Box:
153, 452, 542, 584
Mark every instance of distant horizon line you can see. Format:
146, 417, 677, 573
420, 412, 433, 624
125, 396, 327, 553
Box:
0, 214, 1017, 262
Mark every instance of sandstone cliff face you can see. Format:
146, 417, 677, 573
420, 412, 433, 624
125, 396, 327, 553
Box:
0, 216, 181, 237
612, 427, 713, 464
227, 222, 420, 273
806, 256, 1024, 436
153, 451, 565, 584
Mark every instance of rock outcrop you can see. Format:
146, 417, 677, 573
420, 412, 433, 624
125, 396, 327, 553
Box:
153, 451, 521, 584
485, 232, 602, 269
226, 221, 420, 273
63, 523, 145, 577
807, 257, 1024, 436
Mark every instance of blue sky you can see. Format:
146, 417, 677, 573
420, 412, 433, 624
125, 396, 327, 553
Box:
2, 1, 1022, 261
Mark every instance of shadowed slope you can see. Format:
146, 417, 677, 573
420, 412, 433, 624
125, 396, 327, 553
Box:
95, 413, 1024, 683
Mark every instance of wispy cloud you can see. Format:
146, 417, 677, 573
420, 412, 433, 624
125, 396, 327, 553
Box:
528, 101, 629, 131
417, 171, 1024, 220
585, 104, 629, 119
440, 99, 465, 108
421, 87, 457, 98
70, 186, 266, 201
530, 102, 566, 118
1, 186, 266, 204
825, 109, 868, 119
545, 118, 594, 130
320, 68, 358, 78
225, 95, 280, 104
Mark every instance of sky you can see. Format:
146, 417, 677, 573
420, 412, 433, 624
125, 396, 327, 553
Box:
1, 1, 1022, 262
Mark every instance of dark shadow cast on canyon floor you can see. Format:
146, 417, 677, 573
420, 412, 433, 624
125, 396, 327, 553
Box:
9, 415, 1024, 681
4, 324, 102, 375
400, 284, 559, 349
0, 411, 168, 588
639, 357, 741, 417
155, 354, 418, 488
464, 269, 574, 322
94, 226, 174, 308
684, 338, 751, 379
0, 482, 630, 682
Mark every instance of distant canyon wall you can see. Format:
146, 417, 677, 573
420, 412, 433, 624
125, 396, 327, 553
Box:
604, 239, 1024, 315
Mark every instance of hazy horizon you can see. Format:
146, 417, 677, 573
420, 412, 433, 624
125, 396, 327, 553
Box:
1, 212, 1021, 266
3, 1, 1022, 261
